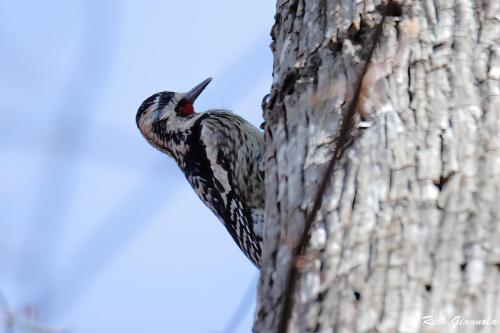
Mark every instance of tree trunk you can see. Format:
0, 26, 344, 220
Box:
256, 0, 500, 332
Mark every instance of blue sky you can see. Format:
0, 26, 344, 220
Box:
0, 1, 274, 331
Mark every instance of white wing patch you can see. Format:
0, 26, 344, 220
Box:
200, 122, 231, 206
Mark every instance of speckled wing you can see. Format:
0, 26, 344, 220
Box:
197, 111, 264, 267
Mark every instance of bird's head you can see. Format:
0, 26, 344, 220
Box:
136, 77, 212, 158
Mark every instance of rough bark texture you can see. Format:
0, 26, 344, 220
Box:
256, 0, 500, 332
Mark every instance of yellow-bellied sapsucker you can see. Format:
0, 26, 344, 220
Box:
136, 78, 264, 268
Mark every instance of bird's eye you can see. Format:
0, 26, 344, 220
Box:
158, 92, 174, 110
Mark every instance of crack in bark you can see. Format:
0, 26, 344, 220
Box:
277, 10, 391, 333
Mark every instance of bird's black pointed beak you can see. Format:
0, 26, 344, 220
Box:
182, 77, 213, 103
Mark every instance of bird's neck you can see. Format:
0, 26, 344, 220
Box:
152, 112, 209, 166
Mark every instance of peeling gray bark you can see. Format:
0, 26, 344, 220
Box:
256, 0, 500, 332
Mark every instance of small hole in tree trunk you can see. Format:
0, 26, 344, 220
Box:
354, 291, 361, 301
328, 39, 343, 53
347, 17, 366, 44
283, 71, 298, 95
425, 284, 432, 292
433, 172, 455, 190
316, 291, 326, 302
460, 263, 467, 272
376, 1, 403, 17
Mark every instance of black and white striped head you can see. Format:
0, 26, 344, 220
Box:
136, 77, 212, 157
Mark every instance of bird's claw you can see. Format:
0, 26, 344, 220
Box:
260, 93, 270, 130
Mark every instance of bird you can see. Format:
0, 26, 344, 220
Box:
136, 78, 264, 268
